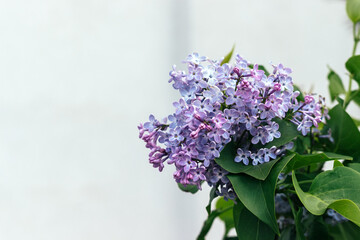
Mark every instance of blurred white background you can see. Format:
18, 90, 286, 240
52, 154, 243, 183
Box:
0, 0, 358, 239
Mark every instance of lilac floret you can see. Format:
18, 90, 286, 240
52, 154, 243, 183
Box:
186, 52, 207, 65
235, 149, 251, 165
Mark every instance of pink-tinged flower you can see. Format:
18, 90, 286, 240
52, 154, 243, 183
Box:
212, 113, 227, 128
139, 52, 328, 192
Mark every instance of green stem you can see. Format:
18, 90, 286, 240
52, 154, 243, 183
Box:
352, 23, 359, 56
310, 127, 313, 154
344, 23, 360, 109
338, 223, 347, 238
278, 180, 313, 189
344, 76, 353, 109
222, 228, 230, 240
285, 189, 297, 194
296, 179, 314, 185
286, 195, 297, 219
197, 206, 233, 240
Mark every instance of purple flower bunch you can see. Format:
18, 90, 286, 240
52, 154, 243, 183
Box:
138, 53, 327, 195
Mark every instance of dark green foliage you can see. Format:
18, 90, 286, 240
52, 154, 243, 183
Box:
327, 69, 345, 101
177, 183, 199, 194
233, 201, 275, 240
325, 105, 360, 162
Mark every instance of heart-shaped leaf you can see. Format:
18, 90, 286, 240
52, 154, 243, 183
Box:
228, 153, 296, 234
292, 167, 360, 226
233, 201, 275, 240
349, 163, 360, 173
327, 69, 345, 101
346, 55, 360, 85
326, 104, 360, 162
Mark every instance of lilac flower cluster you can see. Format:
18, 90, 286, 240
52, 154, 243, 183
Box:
138, 53, 327, 193
291, 95, 328, 136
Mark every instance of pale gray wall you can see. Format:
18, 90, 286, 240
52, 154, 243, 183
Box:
0, 0, 357, 239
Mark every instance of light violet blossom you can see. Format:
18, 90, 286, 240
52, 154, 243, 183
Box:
138, 52, 328, 196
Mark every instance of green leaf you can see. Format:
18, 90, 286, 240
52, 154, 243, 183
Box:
346, 55, 360, 85
348, 163, 360, 173
257, 65, 270, 76
353, 118, 360, 126
292, 167, 360, 227
304, 216, 333, 240
197, 202, 233, 240
228, 153, 296, 234
284, 152, 352, 173
333, 160, 344, 168
196, 210, 221, 240
294, 135, 310, 155
230, 158, 280, 180
215, 141, 281, 180
216, 197, 234, 233
350, 90, 360, 107
221, 45, 235, 65
279, 227, 295, 240
233, 201, 275, 240
263, 119, 299, 148
326, 104, 360, 162
327, 69, 346, 101
233, 200, 245, 226
329, 221, 360, 240
336, 96, 345, 106
346, 0, 360, 23
177, 183, 199, 194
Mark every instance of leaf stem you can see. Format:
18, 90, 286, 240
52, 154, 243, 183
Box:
278, 180, 313, 189
222, 228, 230, 240
352, 23, 359, 56
286, 195, 297, 220
197, 206, 233, 240
344, 23, 360, 109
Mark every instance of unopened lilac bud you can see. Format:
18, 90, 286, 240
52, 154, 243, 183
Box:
138, 124, 145, 138
205, 125, 213, 131
186, 172, 193, 180
194, 113, 203, 121
190, 128, 201, 138
273, 83, 281, 91
233, 67, 241, 77
285, 142, 294, 150
304, 95, 314, 104
199, 123, 207, 130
